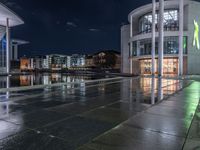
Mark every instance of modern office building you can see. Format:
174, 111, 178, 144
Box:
48, 54, 71, 70
20, 57, 34, 70
20, 54, 71, 71
71, 54, 85, 67
11, 39, 28, 61
0, 3, 24, 74
10, 39, 28, 71
121, 0, 200, 75
34, 56, 46, 70
85, 55, 94, 68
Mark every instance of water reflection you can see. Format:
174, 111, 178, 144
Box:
0, 73, 110, 89
126, 77, 183, 105
151, 76, 155, 105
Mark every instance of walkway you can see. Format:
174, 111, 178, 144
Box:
0, 77, 198, 150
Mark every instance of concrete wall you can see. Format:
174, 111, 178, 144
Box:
187, 1, 200, 74
121, 24, 130, 74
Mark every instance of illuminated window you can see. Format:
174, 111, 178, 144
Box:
132, 41, 137, 56
136, 36, 187, 56
140, 58, 178, 74
139, 9, 179, 34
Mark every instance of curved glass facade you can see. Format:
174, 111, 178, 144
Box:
139, 9, 179, 34
0, 35, 6, 69
131, 36, 187, 57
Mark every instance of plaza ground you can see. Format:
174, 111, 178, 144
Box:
0, 77, 199, 150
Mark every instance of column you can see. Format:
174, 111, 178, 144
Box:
130, 15, 133, 38
158, 0, 164, 76
179, 0, 184, 76
14, 45, 18, 60
130, 14, 133, 74
6, 18, 10, 74
151, 76, 155, 104
152, 0, 156, 75
158, 77, 163, 101
130, 42, 133, 74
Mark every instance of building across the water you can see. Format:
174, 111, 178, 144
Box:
121, 0, 200, 75
47, 54, 71, 70
10, 39, 29, 71
20, 51, 121, 71
92, 50, 121, 69
70, 54, 85, 67
0, 2, 24, 74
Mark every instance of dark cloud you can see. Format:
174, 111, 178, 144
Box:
88, 28, 100, 32
66, 21, 78, 28
2, 0, 22, 10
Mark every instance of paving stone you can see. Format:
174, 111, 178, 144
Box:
0, 130, 73, 150
78, 124, 184, 150
124, 113, 191, 137
38, 116, 114, 148
146, 105, 196, 121
183, 139, 200, 150
81, 107, 135, 125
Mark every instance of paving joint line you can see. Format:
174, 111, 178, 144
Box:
181, 96, 200, 150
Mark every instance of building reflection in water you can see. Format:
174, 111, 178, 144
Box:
0, 76, 23, 139
0, 73, 107, 89
126, 77, 182, 105
151, 76, 155, 105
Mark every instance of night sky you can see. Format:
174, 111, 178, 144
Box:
2, 0, 152, 56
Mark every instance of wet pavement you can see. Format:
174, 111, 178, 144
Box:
0, 77, 199, 150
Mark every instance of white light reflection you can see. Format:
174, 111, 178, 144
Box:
158, 77, 164, 101
0, 76, 23, 138
151, 76, 155, 105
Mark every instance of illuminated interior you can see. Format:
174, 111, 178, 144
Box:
20, 58, 30, 70
139, 9, 179, 34
140, 58, 179, 74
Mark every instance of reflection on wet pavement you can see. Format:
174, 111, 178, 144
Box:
0, 76, 198, 150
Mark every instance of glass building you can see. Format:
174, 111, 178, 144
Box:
0, 34, 6, 72
121, 0, 200, 75
0, 2, 24, 74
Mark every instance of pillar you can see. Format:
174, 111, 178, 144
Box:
158, 77, 163, 101
14, 45, 18, 60
179, 0, 184, 76
158, 0, 164, 76
130, 15, 133, 74
6, 18, 10, 74
130, 15, 133, 38
152, 0, 156, 75
151, 76, 155, 104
